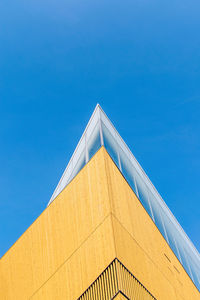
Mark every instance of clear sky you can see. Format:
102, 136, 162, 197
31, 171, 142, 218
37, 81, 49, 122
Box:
0, 0, 200, 257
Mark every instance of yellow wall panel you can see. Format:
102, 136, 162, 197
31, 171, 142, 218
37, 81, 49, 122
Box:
104, 148, 200, 300
0, 147, 199, 300
113, 292, 129, 299
111, 215, 176, 300
30, 215, 115, 300
0, 148, 112, 300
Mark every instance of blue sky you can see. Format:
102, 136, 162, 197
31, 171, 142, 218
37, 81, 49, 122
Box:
0, 0, 200, 257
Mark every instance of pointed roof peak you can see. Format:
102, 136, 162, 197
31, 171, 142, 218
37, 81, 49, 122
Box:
48, 105, 200, 289
93, 103, 105, 114
93, 103, 101, 112
95, 102, 101, 109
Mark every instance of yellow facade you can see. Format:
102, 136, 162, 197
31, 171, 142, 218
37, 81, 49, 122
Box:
113, 293, 129, 300
0, 147, 199, 299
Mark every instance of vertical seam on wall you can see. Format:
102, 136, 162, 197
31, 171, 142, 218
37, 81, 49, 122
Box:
102, 146, 118, 257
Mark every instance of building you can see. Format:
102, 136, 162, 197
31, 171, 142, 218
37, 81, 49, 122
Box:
0, 104, 200, 299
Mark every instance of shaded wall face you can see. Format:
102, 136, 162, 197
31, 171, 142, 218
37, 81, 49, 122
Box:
0, 148, 116, 299
0, 147, 199, 300
104, 148, 200, 300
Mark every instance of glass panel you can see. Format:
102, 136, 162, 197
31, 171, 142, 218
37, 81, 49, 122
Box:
86, 106, 99, 137
59, 163, 72, 192
163, 215, 182, 262
69, 151, 85, 182
100, 108, 117, 138
134, 172, 153, 219
187, 255, 200, 290
176, 238, 194, 280
149, 192, 168, 240
87, 122, 101, 160
118, 147, 137, 194
102, 122, 120, 168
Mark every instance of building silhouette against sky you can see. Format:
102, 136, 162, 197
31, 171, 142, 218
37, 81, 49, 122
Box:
0, 104, 200, 299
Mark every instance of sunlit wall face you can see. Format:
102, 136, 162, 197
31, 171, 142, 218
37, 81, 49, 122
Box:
48, 105, 200, 291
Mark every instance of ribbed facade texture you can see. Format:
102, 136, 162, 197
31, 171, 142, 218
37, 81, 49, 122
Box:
78, 259, 156, 300
0, 105, 199, 299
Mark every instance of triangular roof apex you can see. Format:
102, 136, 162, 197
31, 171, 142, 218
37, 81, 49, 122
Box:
48, 105, 200, 282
